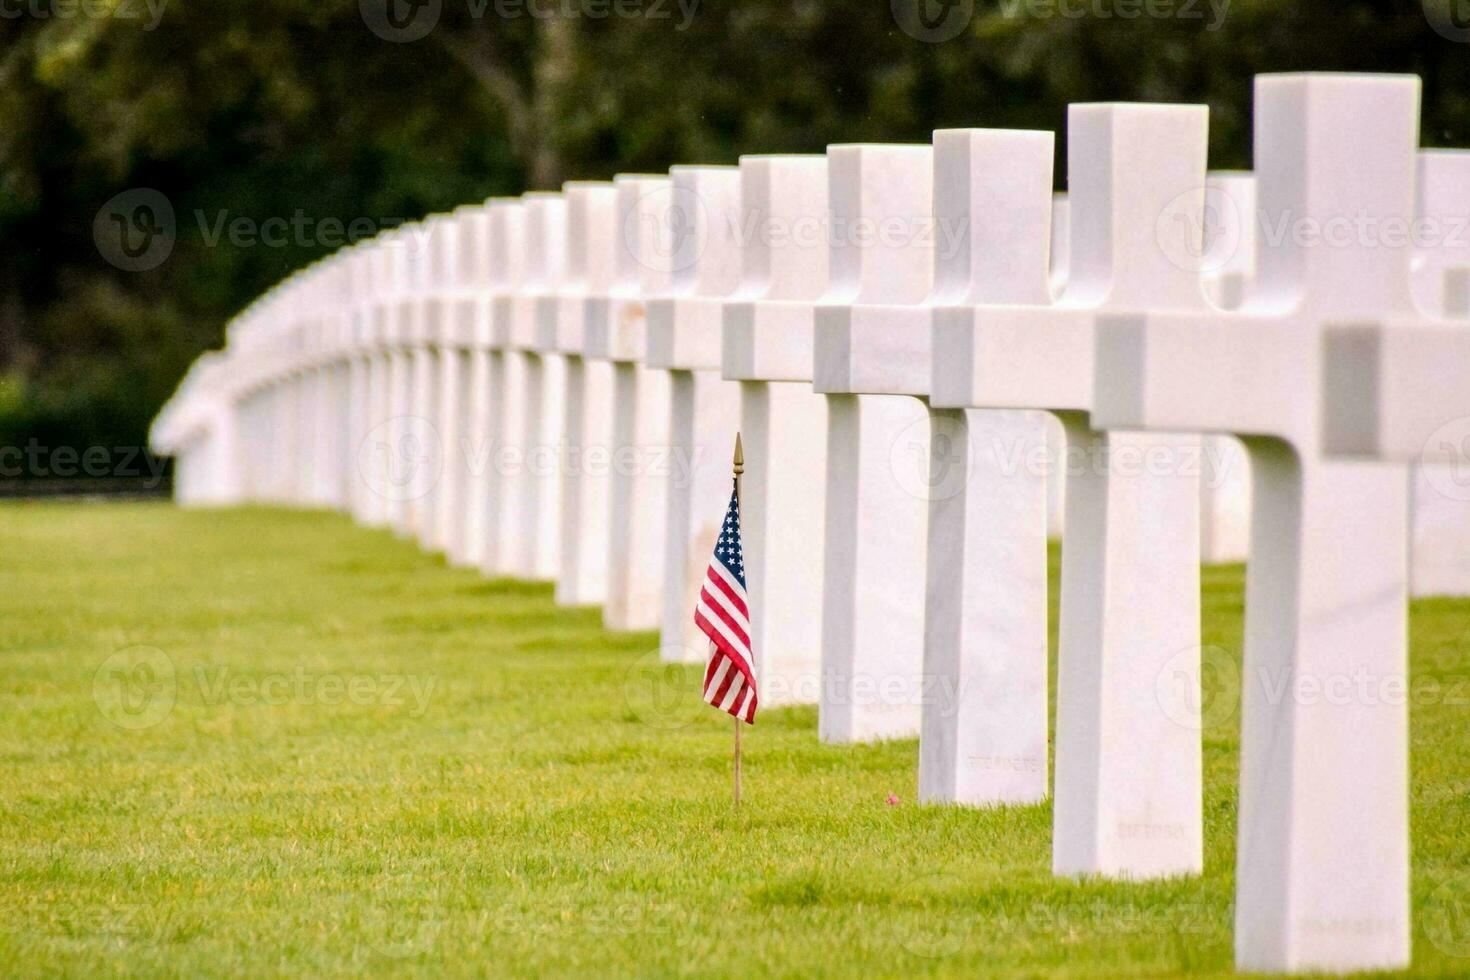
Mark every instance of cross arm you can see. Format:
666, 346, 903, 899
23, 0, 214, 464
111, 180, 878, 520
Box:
929, 304, 1094, 413
813, 304, 933, 396
1092, 309, 1312, 444
1322, 318, 1470, 461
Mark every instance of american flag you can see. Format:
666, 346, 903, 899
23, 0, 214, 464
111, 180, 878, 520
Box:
694, 480, 757, 724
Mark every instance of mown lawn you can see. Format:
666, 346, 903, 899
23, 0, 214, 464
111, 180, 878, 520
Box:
0, 502, 1466, 977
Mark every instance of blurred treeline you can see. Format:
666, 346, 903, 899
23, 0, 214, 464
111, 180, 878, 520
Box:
1, 0, 1466, 463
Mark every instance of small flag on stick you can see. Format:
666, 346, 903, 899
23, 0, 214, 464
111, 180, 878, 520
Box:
695, 434, 754, 808
694, 435, 757, 726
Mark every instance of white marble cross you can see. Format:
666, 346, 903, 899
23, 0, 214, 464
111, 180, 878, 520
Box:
290, 269, 320, 507
242, 282, 283, 504
223, 304, 264, 503
1321, 151, 1470, 470
347, 236, 390, 527
479, 200, 527, 577
585, 174, 674, 630
409, 214, 451, 550
811, 143, 935, 745
1094, 73, 1422, 973
722, 154, 830, 707
393, 220, 434, 538
1198, 172, 1257, 565
151, 351, 245, 506
369, 230, 408, 529
409, 214, 453, 549
819, 129, 1054, 799
290, 267, 328, 509
1048, 175, 1257, 564
317, 256, 354, 512
199, 381, 245, 505
446, 203, 495, 569
933, 103, 1212, 880
264, 283, 302, 505
431, 206, 477, 562
646, 165, 744, 662
1399, 151, 1470, 596
546, 181, 619, 606
500, 193, 568, 580
343, 241, 375, 524
1326, 151, 1470, 598
289, 272, 322, 507
1044, 195, 1068, 539
276, 277, 310, 507
379, 223, 420, 536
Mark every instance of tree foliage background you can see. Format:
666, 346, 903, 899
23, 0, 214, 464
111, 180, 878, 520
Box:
1, 0, 1466, 468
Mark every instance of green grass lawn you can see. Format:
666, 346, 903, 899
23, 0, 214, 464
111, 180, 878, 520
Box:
1, 502, 1467, 978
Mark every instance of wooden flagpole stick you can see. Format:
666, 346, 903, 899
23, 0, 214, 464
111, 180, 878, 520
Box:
733, 432, 744, 810
734, 715, 742, 809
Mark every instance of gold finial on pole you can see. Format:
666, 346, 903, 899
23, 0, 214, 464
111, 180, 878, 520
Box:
733, 433, 744, 507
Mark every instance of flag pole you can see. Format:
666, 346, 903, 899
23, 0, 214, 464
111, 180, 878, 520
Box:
732, 432, 744, 810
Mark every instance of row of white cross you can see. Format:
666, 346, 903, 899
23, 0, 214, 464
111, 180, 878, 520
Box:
151, 73, 1470, 974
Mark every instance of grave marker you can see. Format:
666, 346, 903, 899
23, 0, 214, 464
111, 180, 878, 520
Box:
1095, 73, 1421, 972
431, 208, 476, 560
316, 257, 353, 511
646, 165, 744, 661
409, 215, 449, 548
932, 103, 1211, 879
353, 235, 394, 528
151, 352, 244, 506
810, 142, 936, 745
547, 182, 619, 606
722, 155, 830, 706
817, 129, 1054, 797
500, 193, 568, 579
1199, 172, 1257, 565
381, 223, 420, 536
1046, 195, 1069, 539
1400, 152, 1470, 596
585, 174, 674, 630
344, 242, 375, 524
479, 201, 527, 577
447, 203, 496, 568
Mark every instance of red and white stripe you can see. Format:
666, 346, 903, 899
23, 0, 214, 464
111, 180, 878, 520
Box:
695, 553, 757, 725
